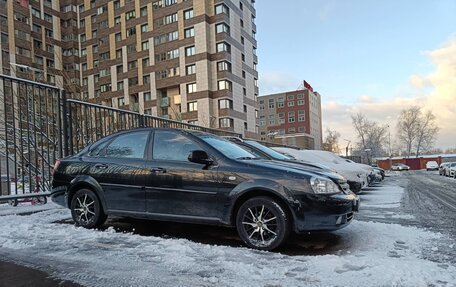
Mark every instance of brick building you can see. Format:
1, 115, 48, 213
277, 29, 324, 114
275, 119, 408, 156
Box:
258, 82, 323, 149
0, 0, 259, 137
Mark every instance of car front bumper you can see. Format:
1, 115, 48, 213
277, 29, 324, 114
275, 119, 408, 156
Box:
290, 192, 360, 233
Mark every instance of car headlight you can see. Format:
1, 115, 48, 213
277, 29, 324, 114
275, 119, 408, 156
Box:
310, 176, 341, 194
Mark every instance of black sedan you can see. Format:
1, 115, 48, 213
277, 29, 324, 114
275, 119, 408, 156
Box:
51, 128, 359, 250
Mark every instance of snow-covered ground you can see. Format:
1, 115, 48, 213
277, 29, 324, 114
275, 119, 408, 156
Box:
0, 177, 455, 287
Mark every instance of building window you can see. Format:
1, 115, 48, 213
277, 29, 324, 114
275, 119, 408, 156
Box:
127, 27, 136, 37
115, 32, 121, 42
140, 6, 148, 16
241, 36, 244, 45
142, 41, 149, 51
186, 64, 196, 75
288, 127, 296, 134
187, 83, 197, 93
141, 24, 148, 33
114, 0, 121, 9
143, 75, 151, 84
128, 60, 137, 69
144, 92, 151, 101
118, 97, 125, 106
243, 88, 247, 96
216, 23, 230, 34
116, 49, 122, 59
217, 80, 232, 91
219, 118, 233, 128
244, 105, 248, 113
188, 101, 198, 112
144, 108, 152, 115
298, 99, 305, 105
242, 54, 245, 62
217, 61, 231, 72
142, 57, 150, 67
126, 10, 136, 20
184, 27, 195, 38
184, 9, 194, 20
117, 81, 124, 90
298, 110, 305, 122
277, 97, 284, 108
185, 46, 196, 56
216, 42, 231, 53
278, 112, 285, 124
288, 111, 295, 123
215, 4, 229, 15
100, 83, 112, 93
287, 95, 294, 101
268, 115, 275, 125
259, 116, 265, 126
128, 77, 138, 86
114, 16, 121, 25
219, 99, 233, 109
268, 98, 275, 109
288, 100, 295, 107
116, 65, 123, 73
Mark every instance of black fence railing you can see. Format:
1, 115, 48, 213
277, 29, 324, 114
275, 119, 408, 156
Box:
0, 74, 64, 199
66, 99, 241, 155
0, 74, 241, 200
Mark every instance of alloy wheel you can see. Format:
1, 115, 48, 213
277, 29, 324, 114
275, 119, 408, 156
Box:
74, 193, 96, 225
241, 205, 279, 247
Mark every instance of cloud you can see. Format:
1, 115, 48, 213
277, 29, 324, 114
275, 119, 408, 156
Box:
258, 71, 301, 96
323, 38, 456, 150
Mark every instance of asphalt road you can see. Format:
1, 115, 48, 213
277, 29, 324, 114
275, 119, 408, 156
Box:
401, 170, 456, 238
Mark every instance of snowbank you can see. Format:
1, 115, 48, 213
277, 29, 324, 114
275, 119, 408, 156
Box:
0, 205, 454, 286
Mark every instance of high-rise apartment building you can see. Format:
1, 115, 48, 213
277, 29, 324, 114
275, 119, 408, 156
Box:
0, 0, 259, 137
258, 82, 323, 149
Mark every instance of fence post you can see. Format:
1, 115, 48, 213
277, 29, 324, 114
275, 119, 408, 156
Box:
61, 90, 69, 157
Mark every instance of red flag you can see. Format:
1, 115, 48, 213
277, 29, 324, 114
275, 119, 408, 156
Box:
303, 80, 313, 92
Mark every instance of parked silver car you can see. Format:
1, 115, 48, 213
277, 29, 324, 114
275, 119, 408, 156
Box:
391, 163, 410, 171
439, 163, 450, 176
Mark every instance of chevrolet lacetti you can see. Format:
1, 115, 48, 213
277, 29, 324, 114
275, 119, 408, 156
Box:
51, 128, 359, 250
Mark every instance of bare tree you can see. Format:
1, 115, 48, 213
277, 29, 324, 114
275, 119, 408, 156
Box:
396, 106, 421, 157
396, 106, 439, 157
322, 128, 341, 153
414, 111, 439, 157
351, 113, 388, 164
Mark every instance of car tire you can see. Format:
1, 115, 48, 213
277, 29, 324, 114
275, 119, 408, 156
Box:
70, 189, 107, 229
8, 199, 18, 207
236, 196, 290, 251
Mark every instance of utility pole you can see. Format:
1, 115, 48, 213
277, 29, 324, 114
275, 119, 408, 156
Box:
343, 139, 351, 157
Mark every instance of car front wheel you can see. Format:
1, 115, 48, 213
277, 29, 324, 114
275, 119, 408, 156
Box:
70, 189, 107, 229
236, 196, 290, 251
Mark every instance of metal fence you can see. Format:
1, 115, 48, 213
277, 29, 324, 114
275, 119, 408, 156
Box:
0, 74, 241, 201
0, 74, 63, 200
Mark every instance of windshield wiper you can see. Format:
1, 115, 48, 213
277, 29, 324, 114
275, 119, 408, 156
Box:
236, 156, 259, 160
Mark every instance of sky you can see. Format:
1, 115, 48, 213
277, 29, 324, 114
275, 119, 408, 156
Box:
255, 0, 456, 151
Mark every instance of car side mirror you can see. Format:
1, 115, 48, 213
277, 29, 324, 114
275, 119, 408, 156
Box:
188, 150, 213, 165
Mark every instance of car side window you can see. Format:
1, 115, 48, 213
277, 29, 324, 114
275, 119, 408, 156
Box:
105, 131, 149, 159
153, 131, 200, 161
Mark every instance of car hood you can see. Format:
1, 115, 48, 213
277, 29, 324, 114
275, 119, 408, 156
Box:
239, 159, 345, 182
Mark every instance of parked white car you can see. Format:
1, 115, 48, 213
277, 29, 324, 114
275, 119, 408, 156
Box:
425, 161, 439, 171
272, 148, 368, 194
391, 163, 410, 171
449, 162, 456, 178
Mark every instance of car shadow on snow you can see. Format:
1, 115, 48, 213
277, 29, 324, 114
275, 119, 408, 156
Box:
55, 217, 353, 256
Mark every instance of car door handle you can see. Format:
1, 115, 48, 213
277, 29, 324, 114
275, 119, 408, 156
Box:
95, 163, 108, 169
150, 167, 166, 173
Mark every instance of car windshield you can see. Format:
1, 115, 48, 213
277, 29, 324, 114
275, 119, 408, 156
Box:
244, 140, 292, 160
198, 135, 259, 160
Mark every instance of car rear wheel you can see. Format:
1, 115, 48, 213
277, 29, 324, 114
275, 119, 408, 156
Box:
236, 196, 290, 251
70, 189, 107, 229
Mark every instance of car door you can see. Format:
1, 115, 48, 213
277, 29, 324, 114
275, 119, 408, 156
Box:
145, 130, 219, 219
85, 130, 150, 212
